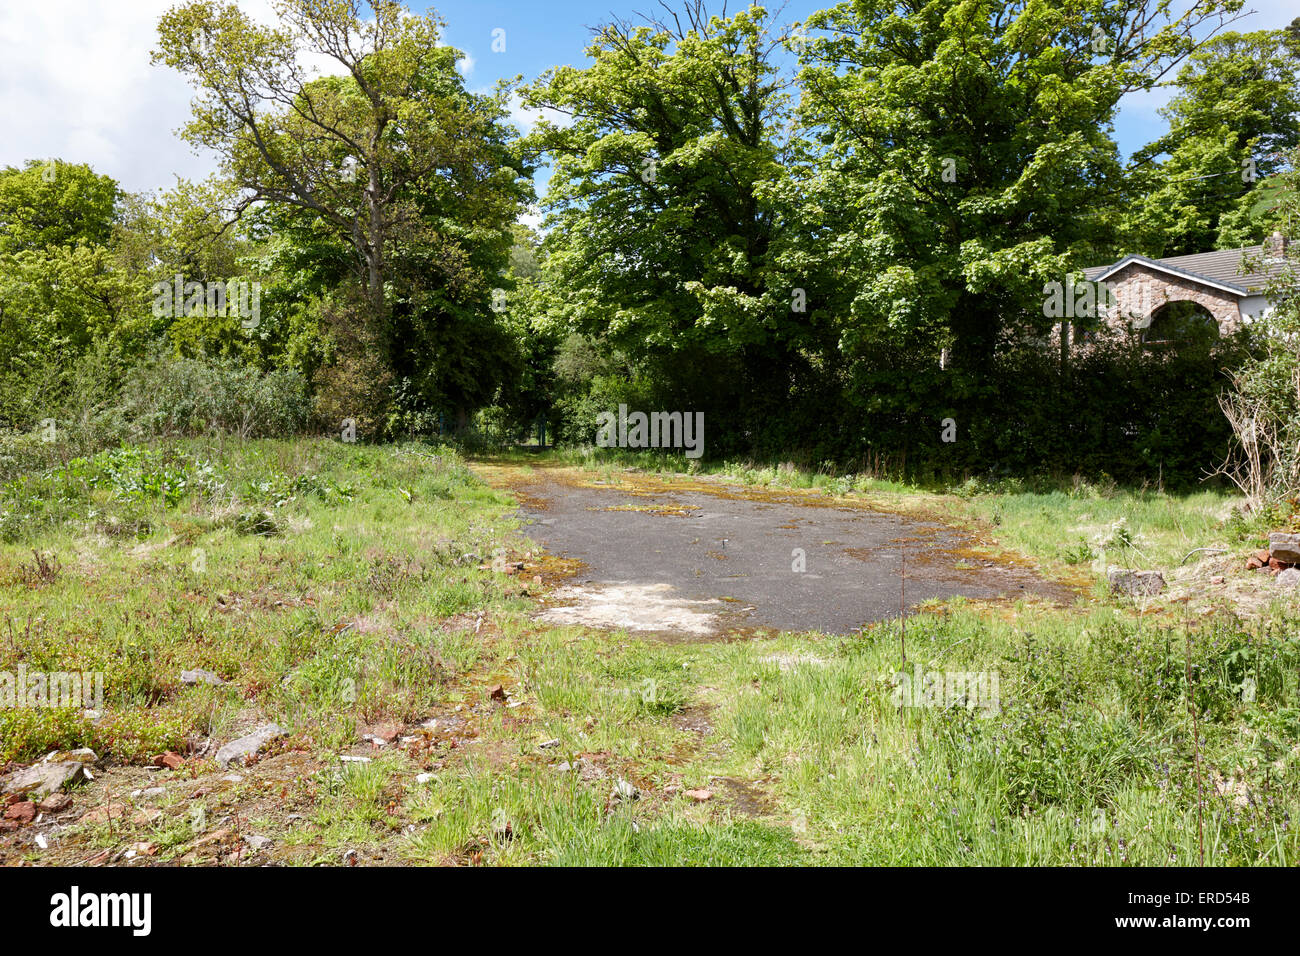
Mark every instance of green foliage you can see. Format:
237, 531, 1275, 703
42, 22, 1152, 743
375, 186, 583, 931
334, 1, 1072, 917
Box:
67, 446, 218, 508
232, 508, 282, 536
1213, 161, 1300, 502
153, 0, 531, 431
792, 0, 1206, 379
4, 1, 1296, 485
1122, 28, 1300, 256
0, 160, 120, 254
120, 349, 309, 439
522, 6, 825, 447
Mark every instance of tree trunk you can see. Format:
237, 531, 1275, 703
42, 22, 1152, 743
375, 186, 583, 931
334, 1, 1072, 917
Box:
365, 148, 387, 322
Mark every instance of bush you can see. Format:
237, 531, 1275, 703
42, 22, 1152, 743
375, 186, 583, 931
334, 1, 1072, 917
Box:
1, 348, 312, 485
311, 295, 393, 441
121, 350, 309, 439
1214, 258, 1300, 503
545, 321, 1249, 487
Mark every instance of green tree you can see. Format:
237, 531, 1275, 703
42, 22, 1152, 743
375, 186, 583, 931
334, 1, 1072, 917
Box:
1123, 27, 1300, 256
0, 160, 120, 256
1213, 149, 1300, 501
522, 3, 830, 452
154, 0, 530, 430
794, 0, 1246, 391
153, 0, 526, 321
0, 161, 140, 421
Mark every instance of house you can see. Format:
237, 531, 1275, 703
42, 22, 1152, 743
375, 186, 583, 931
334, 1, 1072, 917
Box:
1081, 231, 1292, 342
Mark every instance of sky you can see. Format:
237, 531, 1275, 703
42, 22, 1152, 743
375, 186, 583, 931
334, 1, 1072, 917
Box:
0, 0, 1296, 200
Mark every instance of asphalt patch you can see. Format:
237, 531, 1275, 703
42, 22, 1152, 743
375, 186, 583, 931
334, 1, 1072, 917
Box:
492, 468, 1072, 637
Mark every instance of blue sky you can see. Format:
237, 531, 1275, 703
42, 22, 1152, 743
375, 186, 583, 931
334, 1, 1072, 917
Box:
430, 0, 828, 86
0, 0, 1295, 200
433, 0, 1298, 164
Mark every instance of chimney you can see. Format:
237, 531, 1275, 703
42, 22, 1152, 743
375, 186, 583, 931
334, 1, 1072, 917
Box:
1264, 230, 1289, 260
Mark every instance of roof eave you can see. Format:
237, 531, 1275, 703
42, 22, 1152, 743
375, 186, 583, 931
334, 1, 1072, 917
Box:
1088, 255, 1249, 297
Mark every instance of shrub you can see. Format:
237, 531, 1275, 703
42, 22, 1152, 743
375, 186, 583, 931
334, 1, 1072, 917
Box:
121, 349, 309, 439
1214, 256, 1300, 504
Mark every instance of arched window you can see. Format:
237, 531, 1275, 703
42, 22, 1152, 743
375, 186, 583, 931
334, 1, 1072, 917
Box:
1141, 301, 1220, 348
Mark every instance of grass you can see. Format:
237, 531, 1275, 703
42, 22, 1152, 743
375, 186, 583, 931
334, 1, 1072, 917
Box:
955, 483, 1241, 571
2, 438, 1298, 866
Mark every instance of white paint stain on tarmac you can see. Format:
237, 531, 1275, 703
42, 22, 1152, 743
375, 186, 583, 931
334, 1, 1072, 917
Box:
539, 582, 723, 636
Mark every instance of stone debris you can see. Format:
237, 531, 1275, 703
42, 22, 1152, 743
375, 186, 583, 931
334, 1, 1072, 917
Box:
2, 753, 94, 800
1244, 533, 1300, 575
79, 803, 161, 825
215, 723, 288, 767
180, 668, 226, 686
1107, 568, 1166, 597
611, 779, 640, 803
361, 721, 403, 745
4, 801, 36, 823
1268, 532, 1300, 564
193, 828, 234, 849
46, 748, 99, 765
38, 793, 72, 813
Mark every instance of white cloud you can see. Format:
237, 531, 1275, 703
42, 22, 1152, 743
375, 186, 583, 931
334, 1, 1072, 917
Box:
0, 0, 209, 191
238, 0, 352, 79
505, 93, 572, 134
0, 0, 357, 194
517, 205, 543, 232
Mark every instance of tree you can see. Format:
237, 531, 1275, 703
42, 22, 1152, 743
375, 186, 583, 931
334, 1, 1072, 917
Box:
794, 0, 1248, 391
112, 178, 268, 363
1213, 149, 1300, 502
1122, 27, 1300, 257
153, 0, 527, 323
154, 0, 531, 430
0, 162, 139, 417
0, 160, 119, 255
522, 2, 826, 451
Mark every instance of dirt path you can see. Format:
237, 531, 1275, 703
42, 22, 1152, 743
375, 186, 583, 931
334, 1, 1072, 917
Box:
474, 461, 1076, 638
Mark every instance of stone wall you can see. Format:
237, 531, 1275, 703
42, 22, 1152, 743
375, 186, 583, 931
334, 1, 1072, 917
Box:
1102, 262, 1242, 335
